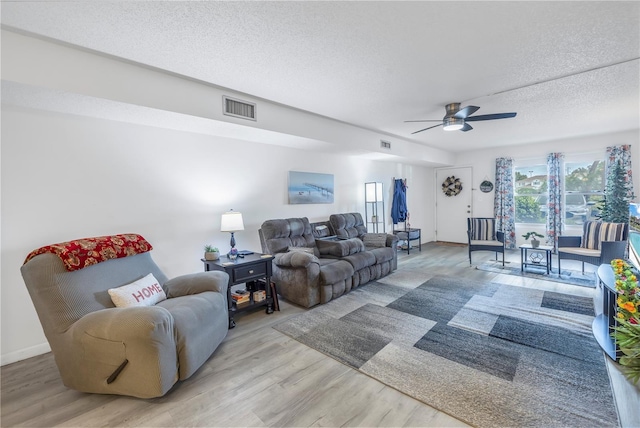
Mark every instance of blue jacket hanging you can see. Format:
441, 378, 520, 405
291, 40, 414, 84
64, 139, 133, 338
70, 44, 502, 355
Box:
391, 179, 407, 224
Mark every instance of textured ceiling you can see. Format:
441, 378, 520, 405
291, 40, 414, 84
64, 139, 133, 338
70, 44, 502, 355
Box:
2, 1, 639, 155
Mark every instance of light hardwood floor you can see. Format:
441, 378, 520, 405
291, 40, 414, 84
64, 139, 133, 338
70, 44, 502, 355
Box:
2, 243, 639, 427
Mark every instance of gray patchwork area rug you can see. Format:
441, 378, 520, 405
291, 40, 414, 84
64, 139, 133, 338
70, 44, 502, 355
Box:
476, 260, 598, 288
274, 272, 618, 428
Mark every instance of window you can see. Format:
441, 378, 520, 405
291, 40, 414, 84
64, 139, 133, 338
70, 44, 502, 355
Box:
514, 164, 547, 224
514, 155, 605, 227
564, 159, 605, 225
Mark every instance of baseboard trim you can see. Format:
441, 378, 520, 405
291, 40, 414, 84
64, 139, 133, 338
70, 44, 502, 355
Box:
1, 342, 51, 366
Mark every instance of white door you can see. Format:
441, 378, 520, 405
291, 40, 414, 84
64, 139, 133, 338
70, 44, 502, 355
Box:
436, 167, 473, 243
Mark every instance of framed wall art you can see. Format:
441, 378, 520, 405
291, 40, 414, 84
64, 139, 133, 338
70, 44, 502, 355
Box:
288, 171, 334, 204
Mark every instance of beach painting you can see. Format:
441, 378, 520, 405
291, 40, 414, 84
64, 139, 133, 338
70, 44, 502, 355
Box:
288, 171, 334, 204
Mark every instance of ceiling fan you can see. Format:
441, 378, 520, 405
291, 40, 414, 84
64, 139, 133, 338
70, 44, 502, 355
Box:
406, 103, 517, 134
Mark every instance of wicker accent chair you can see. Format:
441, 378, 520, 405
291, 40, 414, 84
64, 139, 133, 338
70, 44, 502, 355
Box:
558, 221, 628, 273
467, 218, 505, 266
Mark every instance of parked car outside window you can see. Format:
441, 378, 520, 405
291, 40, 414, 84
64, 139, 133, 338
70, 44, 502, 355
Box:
536, 193, 600, 224
566, 194, 588, 219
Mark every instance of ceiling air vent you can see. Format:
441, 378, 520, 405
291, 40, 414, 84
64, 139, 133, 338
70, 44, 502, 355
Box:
380, 140, 391, 149
223, 96, 256, 121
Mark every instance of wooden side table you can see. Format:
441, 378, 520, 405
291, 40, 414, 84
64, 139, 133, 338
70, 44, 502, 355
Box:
202, 253, 275, 328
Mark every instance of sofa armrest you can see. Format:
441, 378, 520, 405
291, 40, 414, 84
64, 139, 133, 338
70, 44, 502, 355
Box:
316, 238, 365, 257
496, 231, 505, 244
558, 236, 582, 248
386, 234, 399, 247
163, 271, 229, 298
274, 251, 319, 268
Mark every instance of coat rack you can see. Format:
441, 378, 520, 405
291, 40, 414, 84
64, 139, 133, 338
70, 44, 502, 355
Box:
391, 178, 421, 254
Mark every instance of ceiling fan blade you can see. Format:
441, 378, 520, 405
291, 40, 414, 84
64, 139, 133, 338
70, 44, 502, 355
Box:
461, 123, 473, 132
404, 119, 442, 123
465, 112, 517, 122
453, 105, 480, 119
411, 123, 443, 134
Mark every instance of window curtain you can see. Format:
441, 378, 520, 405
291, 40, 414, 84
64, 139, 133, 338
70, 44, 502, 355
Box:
494, 157, 516, 248
546, 153, 564, 250
606, 145, 635, 200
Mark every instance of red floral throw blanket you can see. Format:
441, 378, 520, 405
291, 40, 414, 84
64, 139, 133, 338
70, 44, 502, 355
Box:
24, 234, 153, 271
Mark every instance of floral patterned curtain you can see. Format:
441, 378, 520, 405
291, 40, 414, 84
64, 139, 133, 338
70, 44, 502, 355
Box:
546, 153, 564, 250
606, 145, 635, 200
494, 157, 516, 248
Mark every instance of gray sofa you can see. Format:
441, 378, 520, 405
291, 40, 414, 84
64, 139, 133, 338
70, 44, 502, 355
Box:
258, 213, 397, 308
329, 212, 398, 272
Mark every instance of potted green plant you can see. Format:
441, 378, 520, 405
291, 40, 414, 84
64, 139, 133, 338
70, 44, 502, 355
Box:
204, 245, 220, 261
522, 231, 544, 248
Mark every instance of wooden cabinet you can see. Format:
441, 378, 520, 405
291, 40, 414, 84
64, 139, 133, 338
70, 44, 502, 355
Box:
203, 253, 275, 328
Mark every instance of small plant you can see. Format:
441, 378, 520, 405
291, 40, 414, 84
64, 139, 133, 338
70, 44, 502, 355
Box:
522, 231, 544, 240
204, 245, 220, 261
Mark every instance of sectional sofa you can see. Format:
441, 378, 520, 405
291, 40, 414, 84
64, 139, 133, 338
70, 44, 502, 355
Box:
258, 213, 397, 308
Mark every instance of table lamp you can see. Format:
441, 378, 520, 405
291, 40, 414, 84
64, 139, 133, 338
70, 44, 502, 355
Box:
220, 209, 244, 258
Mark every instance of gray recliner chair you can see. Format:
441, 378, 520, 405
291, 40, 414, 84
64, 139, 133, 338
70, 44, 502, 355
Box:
20, 234, 229, 398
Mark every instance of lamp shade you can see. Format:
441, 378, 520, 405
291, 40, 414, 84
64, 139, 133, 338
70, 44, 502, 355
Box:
220, 210, 245, 232
365, 182, 383, 202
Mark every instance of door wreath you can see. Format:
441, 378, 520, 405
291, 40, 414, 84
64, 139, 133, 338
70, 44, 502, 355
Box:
442, 176, 463, 197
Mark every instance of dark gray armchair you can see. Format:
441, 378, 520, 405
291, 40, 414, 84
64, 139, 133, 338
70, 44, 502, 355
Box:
467, 217, 505, 266
558, 221, 628, 273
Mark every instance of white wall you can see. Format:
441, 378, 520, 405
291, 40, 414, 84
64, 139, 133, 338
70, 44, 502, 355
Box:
0, 106, 433, 364
0, 29, 440, 365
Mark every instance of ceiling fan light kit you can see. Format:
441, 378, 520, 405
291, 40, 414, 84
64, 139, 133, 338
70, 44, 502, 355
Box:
407, 102, 517, 134
443, 117, 464, 131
